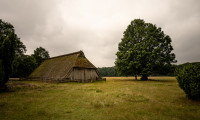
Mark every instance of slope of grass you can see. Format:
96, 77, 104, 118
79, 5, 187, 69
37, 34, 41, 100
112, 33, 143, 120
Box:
0, 77, 200, 120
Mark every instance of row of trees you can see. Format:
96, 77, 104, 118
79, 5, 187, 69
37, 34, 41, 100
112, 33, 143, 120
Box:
97, 67, 118, 77
98, 65, 176, 77
0, 19, 49, 87
11, 47, 50, 78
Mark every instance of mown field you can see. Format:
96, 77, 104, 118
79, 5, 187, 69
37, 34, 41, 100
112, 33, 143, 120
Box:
0, 77, 200, 120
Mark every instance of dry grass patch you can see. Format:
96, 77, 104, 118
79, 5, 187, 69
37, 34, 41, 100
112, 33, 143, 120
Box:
0, 77, 200, 120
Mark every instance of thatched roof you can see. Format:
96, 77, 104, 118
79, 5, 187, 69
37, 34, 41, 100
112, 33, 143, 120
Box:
29, 51, 97, 79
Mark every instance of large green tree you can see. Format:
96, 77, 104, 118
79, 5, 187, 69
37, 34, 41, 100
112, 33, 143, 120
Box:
115, 19, 176, 80
0, 19, 25, 87
32, 47, 50, 65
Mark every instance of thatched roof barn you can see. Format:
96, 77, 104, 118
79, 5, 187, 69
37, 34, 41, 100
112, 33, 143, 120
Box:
29, 51, 102, 82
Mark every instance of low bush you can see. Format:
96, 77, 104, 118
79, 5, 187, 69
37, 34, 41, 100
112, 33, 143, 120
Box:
176, 64, 200, 99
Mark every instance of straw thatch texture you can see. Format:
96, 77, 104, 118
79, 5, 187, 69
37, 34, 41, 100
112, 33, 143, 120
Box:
29, 51, 101, 82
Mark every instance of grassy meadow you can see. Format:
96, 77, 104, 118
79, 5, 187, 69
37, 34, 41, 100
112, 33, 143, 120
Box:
0, 77, 200, 120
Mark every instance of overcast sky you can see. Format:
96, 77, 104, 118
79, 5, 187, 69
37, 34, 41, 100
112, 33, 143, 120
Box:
0, 0, 200, 67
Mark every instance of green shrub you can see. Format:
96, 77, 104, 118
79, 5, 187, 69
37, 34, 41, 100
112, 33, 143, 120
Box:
176, 64, 200, 99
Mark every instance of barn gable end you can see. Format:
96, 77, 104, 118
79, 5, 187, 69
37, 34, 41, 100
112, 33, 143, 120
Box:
29, 51, 102, 82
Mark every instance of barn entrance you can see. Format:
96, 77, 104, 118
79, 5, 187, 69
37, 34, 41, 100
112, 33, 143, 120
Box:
73, 68, 96, 82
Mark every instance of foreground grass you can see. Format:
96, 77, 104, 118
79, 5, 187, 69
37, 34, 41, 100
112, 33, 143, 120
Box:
0, 77, 200, 120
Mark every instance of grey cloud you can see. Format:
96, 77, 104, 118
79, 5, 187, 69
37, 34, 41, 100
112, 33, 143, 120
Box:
0, 0, 200, 67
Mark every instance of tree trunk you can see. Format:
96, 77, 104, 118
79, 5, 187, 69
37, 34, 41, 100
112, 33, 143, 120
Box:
141, 74, 148, 80
135, 75, 137, 80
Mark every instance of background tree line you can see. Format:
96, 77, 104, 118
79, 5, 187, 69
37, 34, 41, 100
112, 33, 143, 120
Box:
98, 63, 199, 77
97, 67, 118, 77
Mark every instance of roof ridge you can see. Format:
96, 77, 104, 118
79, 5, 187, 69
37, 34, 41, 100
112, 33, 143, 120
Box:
48, 50, 83, 60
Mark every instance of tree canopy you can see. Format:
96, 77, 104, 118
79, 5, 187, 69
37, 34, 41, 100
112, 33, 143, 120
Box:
12, 47, 50, 78
0, 19, 51, 87
32, 47, 50, 65
0, 19, 25, 86
115, 19, 176, 80
12, 55, 37, 78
